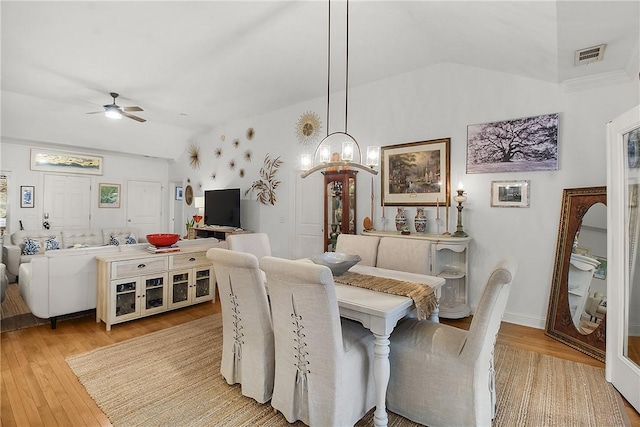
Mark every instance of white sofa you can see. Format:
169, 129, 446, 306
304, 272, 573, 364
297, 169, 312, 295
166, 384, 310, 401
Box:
3, 227, 147, 280
18, 236, 223, 329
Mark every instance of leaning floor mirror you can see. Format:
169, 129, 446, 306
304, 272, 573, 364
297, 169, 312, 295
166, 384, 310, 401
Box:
545, 186, 607, 362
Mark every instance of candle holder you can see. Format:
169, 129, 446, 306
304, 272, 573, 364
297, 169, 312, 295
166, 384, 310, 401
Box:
453, 189, 468, 237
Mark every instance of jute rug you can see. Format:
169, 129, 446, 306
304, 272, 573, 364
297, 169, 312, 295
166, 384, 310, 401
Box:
66, 315, 630, 427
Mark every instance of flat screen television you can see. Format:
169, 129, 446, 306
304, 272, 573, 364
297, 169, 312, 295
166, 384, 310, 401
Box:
204, 188, 241, 228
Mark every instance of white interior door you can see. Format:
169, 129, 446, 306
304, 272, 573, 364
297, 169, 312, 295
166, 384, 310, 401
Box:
293, 172, 323, 259
606, 104, 640, 412
43, 174, 91, 230
126, 180, 163, 236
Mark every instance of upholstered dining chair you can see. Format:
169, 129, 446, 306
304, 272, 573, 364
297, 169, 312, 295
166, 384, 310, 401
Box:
386, 257, 517, 427
334, 234, 380, 266
226, 232, 272, 260
206, 248, 275, 404
260, 256, 376, 426
375, 236, 430, 274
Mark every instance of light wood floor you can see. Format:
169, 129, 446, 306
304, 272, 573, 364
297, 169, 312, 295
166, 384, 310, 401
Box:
2, 296, 639, 427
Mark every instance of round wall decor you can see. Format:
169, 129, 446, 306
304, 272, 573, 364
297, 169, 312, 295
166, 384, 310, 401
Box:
296, 111, 322, 146
184, 185, 194, 205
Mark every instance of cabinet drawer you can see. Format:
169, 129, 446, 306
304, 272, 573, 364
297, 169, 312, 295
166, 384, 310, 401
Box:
170, 252, 211, 269
111, 257, 169, 280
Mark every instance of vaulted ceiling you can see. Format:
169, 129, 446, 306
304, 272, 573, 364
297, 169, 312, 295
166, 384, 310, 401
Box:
2, 1, 638, 160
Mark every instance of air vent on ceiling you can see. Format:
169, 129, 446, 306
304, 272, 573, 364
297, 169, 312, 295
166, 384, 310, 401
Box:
574, 44, 606, 65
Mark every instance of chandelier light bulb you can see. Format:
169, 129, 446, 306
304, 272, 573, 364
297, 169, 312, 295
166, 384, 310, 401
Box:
301, 154, 312, 171
366, 146, 380, 167
319, 145, 331, 163
342, 141, 354, 161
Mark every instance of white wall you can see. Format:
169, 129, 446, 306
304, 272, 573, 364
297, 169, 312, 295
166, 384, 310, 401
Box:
0, 141, 170, 233
169, 62, 639, 329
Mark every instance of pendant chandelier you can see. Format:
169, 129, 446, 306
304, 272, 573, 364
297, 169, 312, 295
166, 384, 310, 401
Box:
300, 0, 379, 178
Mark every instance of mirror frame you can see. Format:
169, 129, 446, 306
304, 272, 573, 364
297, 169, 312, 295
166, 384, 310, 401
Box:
545, 186, 607, 362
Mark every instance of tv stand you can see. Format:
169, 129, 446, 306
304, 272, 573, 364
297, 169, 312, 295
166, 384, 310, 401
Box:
188, 226, 251, 241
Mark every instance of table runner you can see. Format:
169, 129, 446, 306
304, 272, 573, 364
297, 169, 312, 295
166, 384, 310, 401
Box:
333, 271, 437, 320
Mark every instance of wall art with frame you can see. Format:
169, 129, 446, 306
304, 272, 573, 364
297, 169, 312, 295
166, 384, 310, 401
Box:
175, 186, 184, 201
490, 180, 530, 208
30, 148, 103, 175
20, 186, 34, 208
467, 113, 558, 174
99, 183, 121, 208
381, 138, 450, 207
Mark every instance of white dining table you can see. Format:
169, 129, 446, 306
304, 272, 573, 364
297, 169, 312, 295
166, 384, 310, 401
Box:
335, 264, 445, 427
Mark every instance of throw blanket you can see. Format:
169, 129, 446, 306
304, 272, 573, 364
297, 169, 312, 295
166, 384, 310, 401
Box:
333, 271, 437, 320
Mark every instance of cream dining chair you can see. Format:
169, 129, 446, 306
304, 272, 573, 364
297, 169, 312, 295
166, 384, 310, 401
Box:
260, 256, 376, 426
334, 234, 380, 266
226, 232, 271, 259
206, 247, 275, 404
386, 257, 517, 427
375, 236, 430, 274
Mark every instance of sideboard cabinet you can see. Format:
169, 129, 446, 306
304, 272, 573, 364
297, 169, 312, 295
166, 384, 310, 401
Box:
362, 230, 471, 319
96, 246, 216, 330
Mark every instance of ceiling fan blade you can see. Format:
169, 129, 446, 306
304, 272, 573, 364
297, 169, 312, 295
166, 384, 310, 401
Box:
86, 111, 104, 114
122, 111, 146, 122
123, 106, 143, 112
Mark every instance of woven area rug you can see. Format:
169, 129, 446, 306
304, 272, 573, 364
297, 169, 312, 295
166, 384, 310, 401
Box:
66, 315, 630, 427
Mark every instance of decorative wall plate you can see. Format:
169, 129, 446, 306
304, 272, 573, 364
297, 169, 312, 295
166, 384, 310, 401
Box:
296, 111, 322, 146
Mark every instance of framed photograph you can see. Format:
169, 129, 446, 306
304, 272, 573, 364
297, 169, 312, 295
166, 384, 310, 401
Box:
99, 183, 121, 208
593, 256, 607, 279
30, 148, 103, 175
490, 180, 530, 208
175, 186, 183, 200
381, 138, 450, 207
467, 113, 558, 174
20, 186, 34, 208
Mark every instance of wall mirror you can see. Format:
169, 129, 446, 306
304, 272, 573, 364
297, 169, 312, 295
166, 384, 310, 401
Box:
546, 186, 607, 362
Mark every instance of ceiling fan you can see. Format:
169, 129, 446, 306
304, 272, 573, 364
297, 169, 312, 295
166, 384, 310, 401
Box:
87, 92, 146, 122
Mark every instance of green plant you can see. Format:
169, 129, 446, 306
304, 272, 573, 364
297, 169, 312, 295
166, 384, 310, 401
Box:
245, 154, 283, 205
185, 218, 195, 229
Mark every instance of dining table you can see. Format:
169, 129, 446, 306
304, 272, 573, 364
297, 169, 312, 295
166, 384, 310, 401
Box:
334, 264, 446, 427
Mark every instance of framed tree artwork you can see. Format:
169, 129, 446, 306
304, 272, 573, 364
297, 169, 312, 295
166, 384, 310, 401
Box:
381, 138, 450, 207
466, 113, 558, 174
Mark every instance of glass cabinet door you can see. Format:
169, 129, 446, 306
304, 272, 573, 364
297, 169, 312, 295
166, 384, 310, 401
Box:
170, 270, 191, 308
193, 266, 213, 302
112, 279, 139, 319
142, 273, 168, 314
323, 170, 357, 251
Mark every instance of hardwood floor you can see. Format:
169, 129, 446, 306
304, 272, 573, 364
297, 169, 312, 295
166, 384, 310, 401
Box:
2, 297, 639, 426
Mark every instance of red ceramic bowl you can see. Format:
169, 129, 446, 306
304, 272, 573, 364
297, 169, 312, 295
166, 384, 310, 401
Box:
146, 233, 180, 247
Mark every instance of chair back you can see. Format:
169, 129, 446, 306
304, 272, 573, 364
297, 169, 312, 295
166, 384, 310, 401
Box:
227, 232, 271, 259
260, 256, 345, 423
206, 247, 274, 403
376, 237, 430, 274
335, 234, 380, 266
463, 256, 517, 421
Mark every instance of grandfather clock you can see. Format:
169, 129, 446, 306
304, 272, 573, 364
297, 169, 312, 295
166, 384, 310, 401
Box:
323, 170, 357, 251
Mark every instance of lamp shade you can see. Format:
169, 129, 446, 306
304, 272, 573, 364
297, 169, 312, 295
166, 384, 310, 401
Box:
194, 196, 205, 209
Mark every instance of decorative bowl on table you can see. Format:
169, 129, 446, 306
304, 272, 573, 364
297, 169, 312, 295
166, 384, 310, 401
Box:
310, 252, 362, 276
146, 233, 181, 248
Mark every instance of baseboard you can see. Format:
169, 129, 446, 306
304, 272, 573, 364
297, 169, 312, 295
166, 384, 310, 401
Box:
502, 311, 546, 330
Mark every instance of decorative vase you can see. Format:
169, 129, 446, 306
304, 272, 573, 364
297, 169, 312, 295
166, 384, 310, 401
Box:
329, 224, 339, 251
414, 207, 428, 234
395, 208, 407, 231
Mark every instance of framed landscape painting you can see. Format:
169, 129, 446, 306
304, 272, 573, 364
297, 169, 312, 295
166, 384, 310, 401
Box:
466, 113, 558, 174
31, 148, 103, 175
381, 138, 450, 206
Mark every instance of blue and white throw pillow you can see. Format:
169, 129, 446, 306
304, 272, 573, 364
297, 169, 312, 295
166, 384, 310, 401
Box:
22, 237, 41, 255
125, 234, 137, 244
109, 235, 120, 246
45, 236, 60, 251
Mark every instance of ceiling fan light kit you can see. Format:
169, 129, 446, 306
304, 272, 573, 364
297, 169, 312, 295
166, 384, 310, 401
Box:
88, 92, 146, 122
